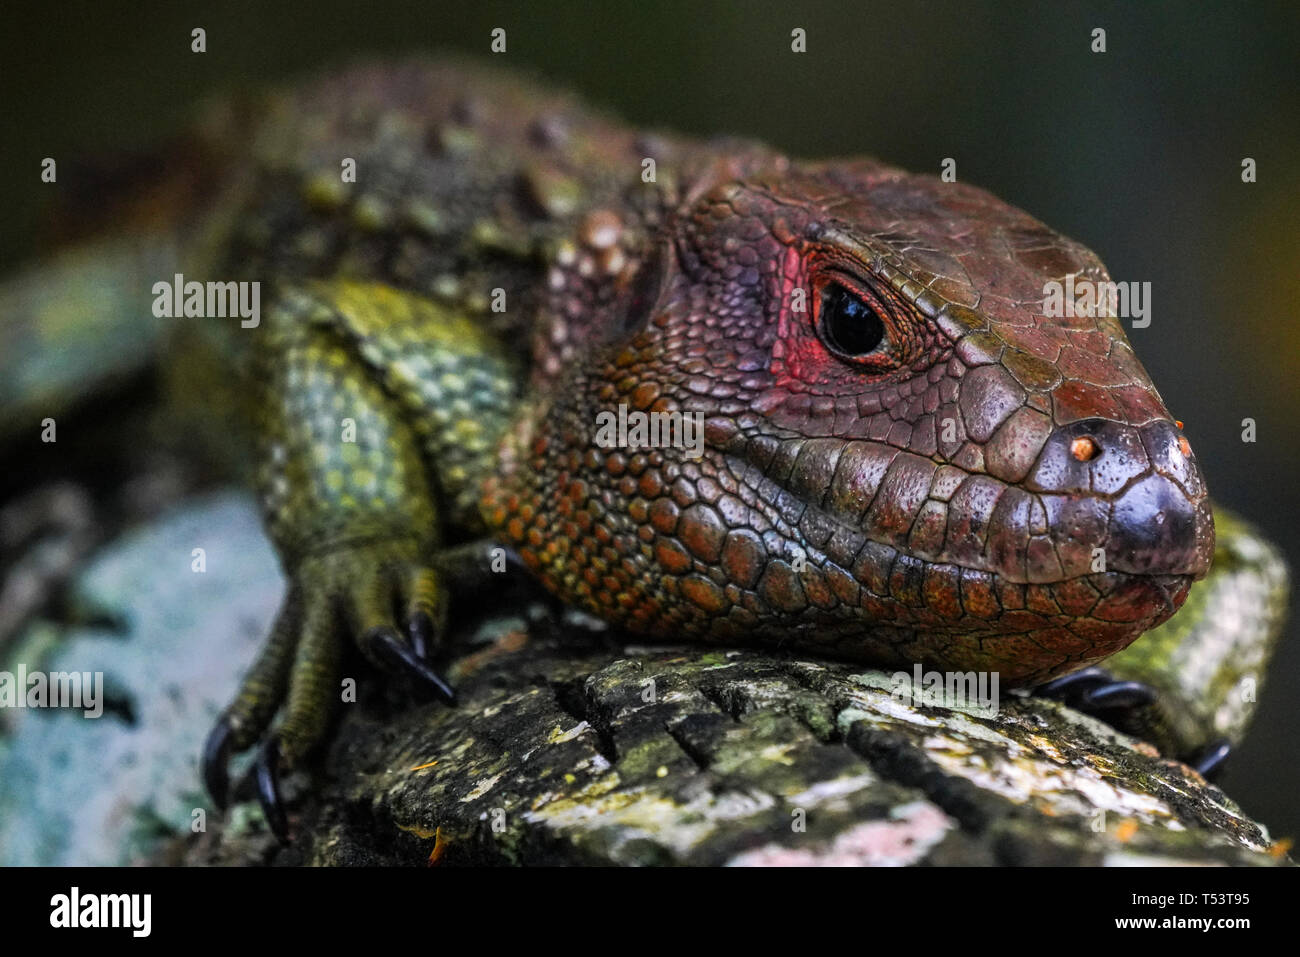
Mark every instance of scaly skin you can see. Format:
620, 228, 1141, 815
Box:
483, 166, 1216, 685
0, 60, 1285, 837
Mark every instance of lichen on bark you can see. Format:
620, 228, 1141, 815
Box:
191, 612, 1289, 867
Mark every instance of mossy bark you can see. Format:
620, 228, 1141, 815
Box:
188, 615, 1289, 867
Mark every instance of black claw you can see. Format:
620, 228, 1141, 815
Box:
1037, 668, 1158, 714
202, 716, 234, 811
1190, 738, 1232, 781
408, 611, 433, 662
1037, 667, 1109, 699
1078, 680, 1159, 711
255, 737, 290, 845
370, 628, 457, 705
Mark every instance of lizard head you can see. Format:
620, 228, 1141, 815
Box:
486, 158, 1214, 685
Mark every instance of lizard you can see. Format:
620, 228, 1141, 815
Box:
0, 58, 1286, 843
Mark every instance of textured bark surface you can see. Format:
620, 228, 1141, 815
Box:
187, 609, 1289, 867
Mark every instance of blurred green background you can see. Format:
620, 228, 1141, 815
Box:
4, 0, 1297, 841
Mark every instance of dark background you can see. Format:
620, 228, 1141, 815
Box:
4, 1, 1297, 840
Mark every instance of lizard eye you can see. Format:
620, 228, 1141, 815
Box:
817, 280, 887, 359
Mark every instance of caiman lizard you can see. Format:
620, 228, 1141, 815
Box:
0, 59, 1287, 842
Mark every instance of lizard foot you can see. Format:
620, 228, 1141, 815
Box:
1035, 667, 1234, 779
202, 539, 455, 842
1034, 665, 1159, 745
1036, 667, 1157, 712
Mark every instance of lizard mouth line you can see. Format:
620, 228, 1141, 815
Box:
713, 423, 1208, 589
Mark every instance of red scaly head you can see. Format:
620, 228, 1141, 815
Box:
484, 156, 1213, 685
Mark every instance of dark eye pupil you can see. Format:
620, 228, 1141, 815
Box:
820, 282, 885, 357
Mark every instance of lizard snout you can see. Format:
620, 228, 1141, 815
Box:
1028, 418, 1215, 581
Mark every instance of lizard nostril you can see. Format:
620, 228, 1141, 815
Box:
1070, 436, 1101, 462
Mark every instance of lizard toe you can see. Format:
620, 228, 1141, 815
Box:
367, 626, 457, 705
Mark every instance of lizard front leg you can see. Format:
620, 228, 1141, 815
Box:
202, 281, 517, 841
